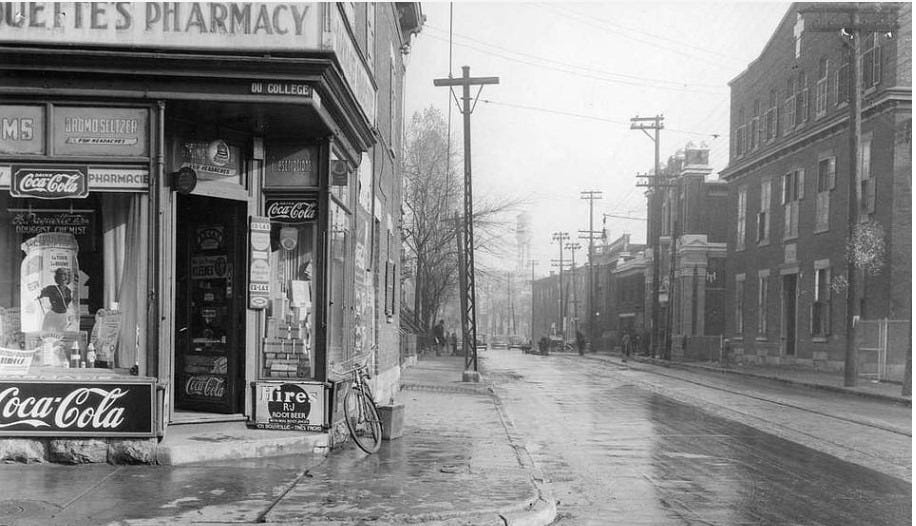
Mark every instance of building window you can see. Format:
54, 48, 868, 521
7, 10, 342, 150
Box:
862, 32, 882, 88
736, 186, 747, 250
816, 157, 836, 232
751, 100, 760, 150
757, 179, 771, 244
766, 89, 779, 140
796, 71, 809, 125
782, 168, 804, 240
366, 3, 375, 69
784, 77, 797, 133
757, 272, 769, 336
836, 55, 850, 105
812, 264, 832, 337
735, 274, 746, 335
816, 57, 829, 117
736, 108, 746, 157
859, 137, 875, 215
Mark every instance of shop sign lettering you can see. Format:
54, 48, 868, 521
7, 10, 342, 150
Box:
266, 199, 317, 224
11, 165, 89, 199
248, 215, 271, 309
0, 105, 45, 155
265, 144, 318, 188
191, 255, 229, 280
254, 381, 325, 431
10, 209, 93, 237
185, 375, 226, 399
250, 81, 313, 97
0, 3, 322, 50
0, 381, 155, 437
53, 107, 149, 157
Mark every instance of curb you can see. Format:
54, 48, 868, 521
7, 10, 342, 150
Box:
625, 354, 912, 407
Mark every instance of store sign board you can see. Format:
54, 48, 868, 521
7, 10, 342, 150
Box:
264, 144, 318, 188
0, 166, 149, 192
9, 208, 94, 237
254, 381, 325, 431
0, 380, 155, 437
177, 139, 241, 181
191, 255, 229, 280
266, 198, 318, 224
322, 7, 376, 123
248, 216, 271, 309
10, 165, 89, 199
52, 107, 149, 157
0, 3, 321, 51
0, 105, 45, 155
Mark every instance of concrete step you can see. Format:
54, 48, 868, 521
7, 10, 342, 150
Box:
155, 421, 329, 465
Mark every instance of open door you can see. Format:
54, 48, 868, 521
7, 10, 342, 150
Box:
174, 195, 246, 414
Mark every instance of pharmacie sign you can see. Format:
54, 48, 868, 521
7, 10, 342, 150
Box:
0, 3, 321, 50
0, 380, 156, 437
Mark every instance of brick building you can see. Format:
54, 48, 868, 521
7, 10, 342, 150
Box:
721, 3, 911, 377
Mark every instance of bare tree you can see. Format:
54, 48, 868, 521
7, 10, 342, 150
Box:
402, 106, 525, 334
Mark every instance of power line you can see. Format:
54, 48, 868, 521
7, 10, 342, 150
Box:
423, 24, 725, 91
479, 99, 722, 139
418, 31, 725, 95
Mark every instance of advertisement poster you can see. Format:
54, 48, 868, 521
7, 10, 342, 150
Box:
248, 216, 271, 309
19, 233, 80, 333
0, 379, 155, 437
254, 381, 325, 431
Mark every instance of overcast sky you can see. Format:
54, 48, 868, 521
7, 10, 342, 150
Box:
403, 1, 792, 275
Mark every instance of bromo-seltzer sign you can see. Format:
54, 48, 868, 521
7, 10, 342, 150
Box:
0, 3, 321, 50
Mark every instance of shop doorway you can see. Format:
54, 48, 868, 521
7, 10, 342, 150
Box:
782, 273, 797, 356
174, 195, 246, 414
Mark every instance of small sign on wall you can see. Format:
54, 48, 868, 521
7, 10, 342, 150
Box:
265, 144, 318, 188
248, 216, 271, 310
253, 381, 326, 431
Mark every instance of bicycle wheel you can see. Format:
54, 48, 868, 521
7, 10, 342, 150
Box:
343, 386, 383, 454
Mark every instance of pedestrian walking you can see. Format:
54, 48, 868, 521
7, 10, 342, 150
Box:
433, 320, 446, 356
575, 329, 586, 356
450, 331, 458, 355
621, 331, 631, 361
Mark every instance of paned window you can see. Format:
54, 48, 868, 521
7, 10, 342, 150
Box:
816, 157, 836, 232
784, 77, 797, 133
859, 138, 875, 215
736, 186, 747, 250
782, 168, 804, 239
796, 71, 809, 124
757, 273, 769, 336
735, 274, 746, 335
837, 55, 850, 105
751, 100, 760, 150
812, 264, 832, 337
862, 32, 882, 88
766, 89, 779, 140
816, 57, 829, 117
757, 179, 771, 243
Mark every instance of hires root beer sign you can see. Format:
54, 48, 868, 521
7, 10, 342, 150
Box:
11, 165, 89, 199
0, 380, 155, 437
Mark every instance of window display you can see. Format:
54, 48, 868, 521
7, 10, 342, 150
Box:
261, 221, 316, 379
0, 192, 147, 373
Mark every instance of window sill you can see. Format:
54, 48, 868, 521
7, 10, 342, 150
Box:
814, 227, 829, 234
1, 367, 143, 380
732, 336, 744, 342
757, 239, 770, 247
755, 336, 769, 342
783, 236, 798, 242
812, 336, 828, 343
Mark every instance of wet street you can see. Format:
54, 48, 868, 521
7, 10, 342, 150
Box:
483, 350, 912, 526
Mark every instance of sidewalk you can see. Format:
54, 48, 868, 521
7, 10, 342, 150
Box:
0, 355, 555, 526
595, 349, 911, 406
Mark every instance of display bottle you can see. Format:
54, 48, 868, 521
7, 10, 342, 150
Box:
70, 342, 81, 369
86, 343, 96, 368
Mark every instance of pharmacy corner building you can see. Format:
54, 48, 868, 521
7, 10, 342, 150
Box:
0, 2, 423, 464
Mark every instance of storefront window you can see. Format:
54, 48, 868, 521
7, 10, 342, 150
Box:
0, 192, 148, 373
327, 201, 351, 367
261, 220, 316, 379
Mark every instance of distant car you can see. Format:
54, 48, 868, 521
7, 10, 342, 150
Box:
490, 336, 509, 349
508, 336, 526, 349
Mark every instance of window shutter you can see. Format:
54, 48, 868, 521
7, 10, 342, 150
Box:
875, 45, 882, 86
780, 174, 787, 204
797, 168, 805, 200
829, 158, 836, 190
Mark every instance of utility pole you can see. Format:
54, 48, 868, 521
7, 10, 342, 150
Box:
528, 259, 538, 345
565, 242, 582, 341
579, 190, 603, 349
631, 115, 665, 357
798, 3, 899, 387
434, 66, 499, 382
552, 232, 569, 341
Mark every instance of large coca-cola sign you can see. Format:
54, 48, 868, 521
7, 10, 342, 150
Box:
11, 165, 90, 199
0, 380, 155, 437
266, 199, 318, 224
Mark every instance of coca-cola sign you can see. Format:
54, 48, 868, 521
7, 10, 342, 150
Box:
266, 199, 318, 224
11, 165, 89, 199
184, 375, 227, 401
0, 380, 155, 437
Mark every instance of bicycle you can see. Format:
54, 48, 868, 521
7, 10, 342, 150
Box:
334, 353, 383, 454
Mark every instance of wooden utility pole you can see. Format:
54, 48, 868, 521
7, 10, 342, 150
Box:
631, 115, 665, 357
580, 190, 603, 348
434, 66, 499, 381
566, 242, 582, 342
528, 259, 538, 344
552, 232, 569, 340
798, 3, 899, 387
